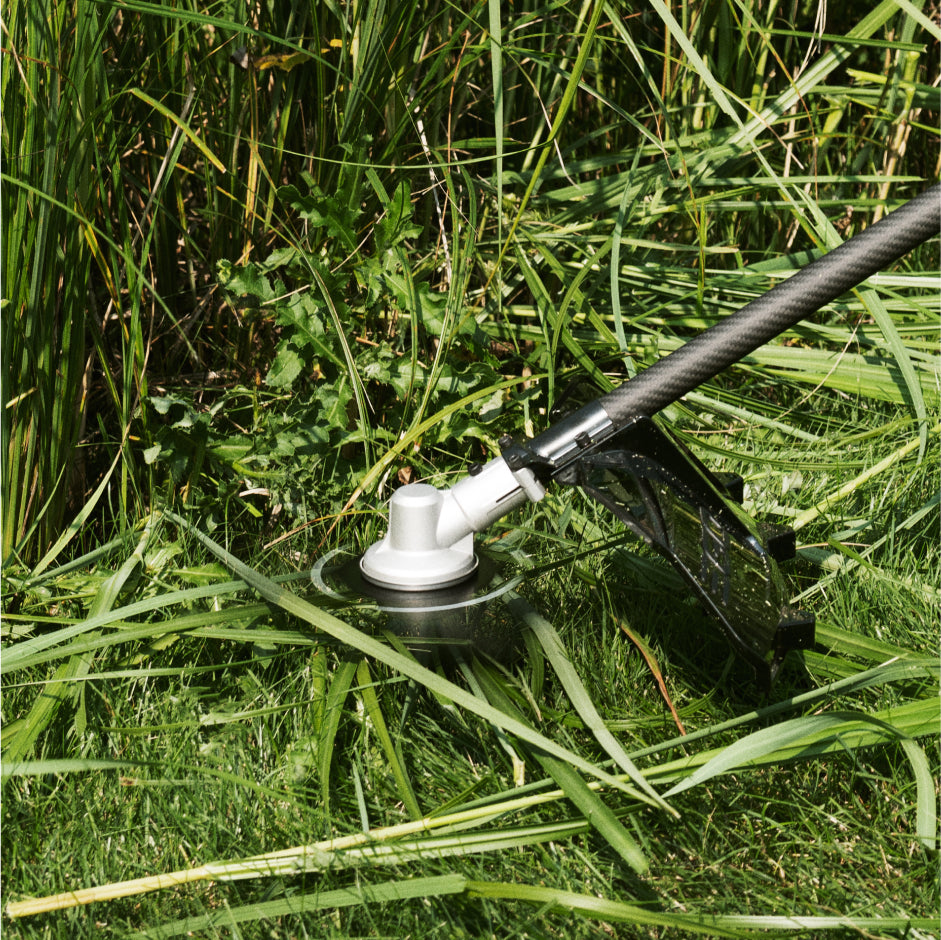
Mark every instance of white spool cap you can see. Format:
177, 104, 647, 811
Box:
360, 483, 478, 590
360, 458, 545, 591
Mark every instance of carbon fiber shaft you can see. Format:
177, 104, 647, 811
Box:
598, 184, 940, 425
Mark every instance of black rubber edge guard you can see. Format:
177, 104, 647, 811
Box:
599, 184, 941, 424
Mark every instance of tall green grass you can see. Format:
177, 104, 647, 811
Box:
2, 0, 938, 935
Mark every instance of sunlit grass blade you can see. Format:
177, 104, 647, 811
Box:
792, 425, 938, 529
654, 692, 937, 851
138, 876, 759, 939
127, 875, 470, 939
128, 872, 941, 939
127, 89, 226, 173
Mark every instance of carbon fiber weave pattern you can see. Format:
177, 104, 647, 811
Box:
599, 184, 940, 424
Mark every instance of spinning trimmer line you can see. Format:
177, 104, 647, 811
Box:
332, 186, 939, 684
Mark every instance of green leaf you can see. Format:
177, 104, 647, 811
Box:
272, 292, 326, 346
265, 343, 304, 388
279, 173, 360, 253
374, 180, 422, 252
217, 260, 281, 308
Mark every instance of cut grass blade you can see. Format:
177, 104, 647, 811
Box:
124, 873, 941, 939
792, 425, 938, 530
126, 875, 470, 939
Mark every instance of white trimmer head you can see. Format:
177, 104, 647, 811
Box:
360, 458, 545, 591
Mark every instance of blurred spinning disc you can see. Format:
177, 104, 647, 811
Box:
310, 548, 525, 659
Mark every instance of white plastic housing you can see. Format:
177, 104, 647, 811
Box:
360, 457, 545, 591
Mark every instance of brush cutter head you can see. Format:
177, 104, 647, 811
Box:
359, 483, 479, 590
356, 404, 813, 684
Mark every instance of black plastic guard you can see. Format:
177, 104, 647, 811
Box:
553, 416, 814, 686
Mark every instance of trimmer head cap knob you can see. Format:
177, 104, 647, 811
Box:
359, 484, 478, 590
